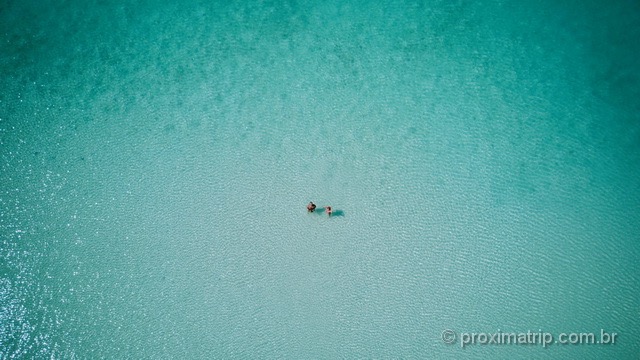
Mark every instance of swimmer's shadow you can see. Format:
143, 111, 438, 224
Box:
332, 210, 345, 217
316, 208, 345, 217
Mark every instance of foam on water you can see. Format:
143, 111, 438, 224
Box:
1, 0, 639, 358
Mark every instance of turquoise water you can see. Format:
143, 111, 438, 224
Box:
2, 0, 639, 358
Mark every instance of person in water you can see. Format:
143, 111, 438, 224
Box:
307, 202, 317, 213
325, 206, 333, 216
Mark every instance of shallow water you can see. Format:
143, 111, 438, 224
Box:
1, 0, 639, 358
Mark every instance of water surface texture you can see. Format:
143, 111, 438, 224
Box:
1, 0, 639, 358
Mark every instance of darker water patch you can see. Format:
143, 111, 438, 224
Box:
163, 123, 176, 133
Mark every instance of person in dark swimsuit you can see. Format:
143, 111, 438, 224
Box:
325, 206, 333, 216
307, 202, 317, 213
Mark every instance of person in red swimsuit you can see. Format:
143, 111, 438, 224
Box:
325, 206, 333, 216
